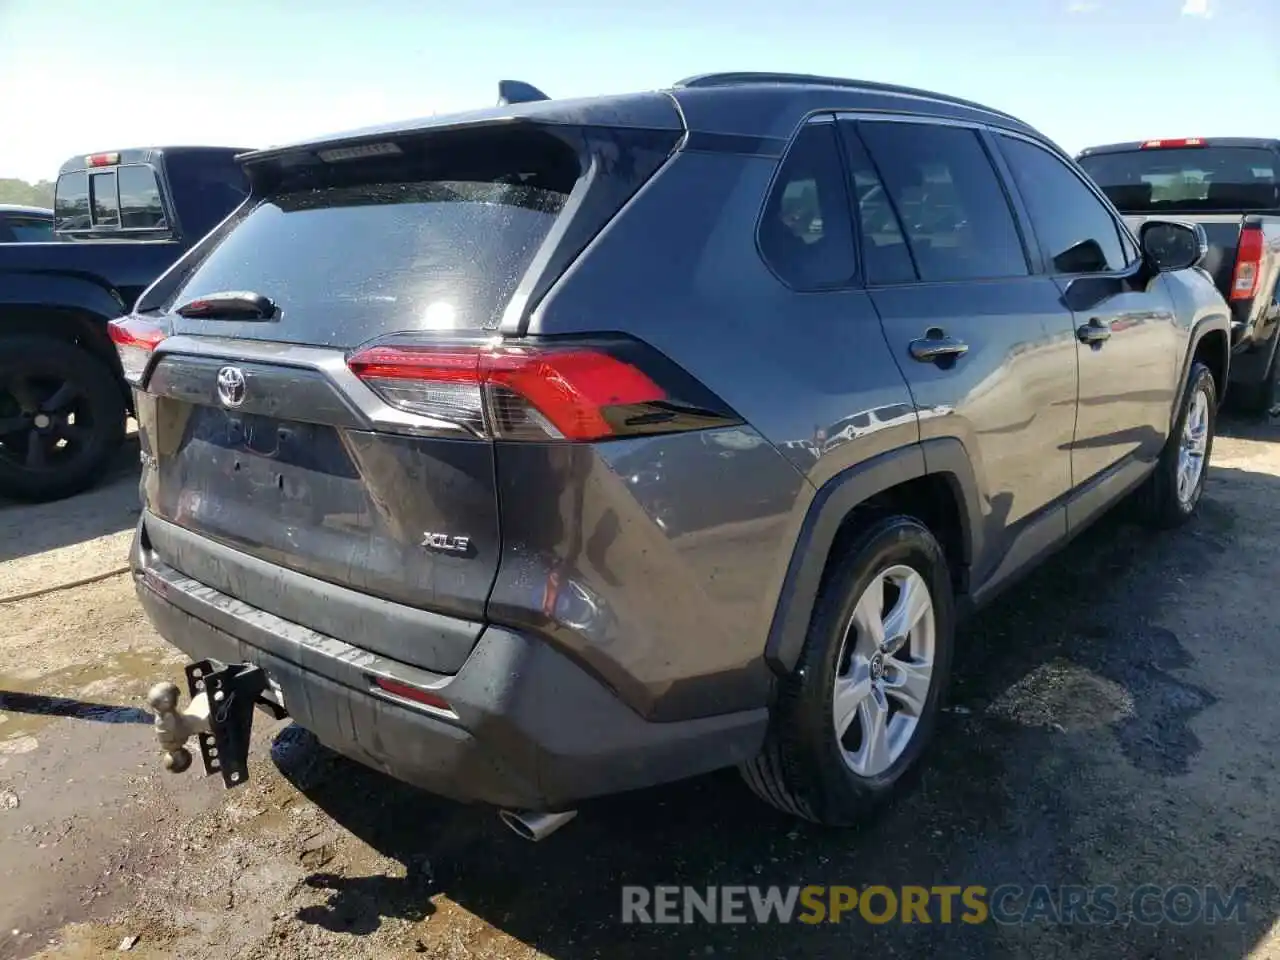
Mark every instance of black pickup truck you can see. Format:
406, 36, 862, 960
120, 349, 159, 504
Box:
1078, 138, 1280, 413
0, 147, 251, 501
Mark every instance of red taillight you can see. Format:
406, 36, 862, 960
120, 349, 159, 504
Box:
1140, 138, 1206, 149
484, 347, 665, 441
348, 340, 677, 442
1231, 225, 1264, 301
371, 676, 452, 712
85, 152, 120, 167
107, 316, 168, 385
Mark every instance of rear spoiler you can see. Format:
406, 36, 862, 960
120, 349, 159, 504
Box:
234, 83, 682, 175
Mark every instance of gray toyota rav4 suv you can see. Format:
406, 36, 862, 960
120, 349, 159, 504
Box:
114, 73, 1230, 836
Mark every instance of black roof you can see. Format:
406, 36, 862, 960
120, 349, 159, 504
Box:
1079, 137, 1280, 158
674, 72, 1026, 124
241, 73, 1047, 167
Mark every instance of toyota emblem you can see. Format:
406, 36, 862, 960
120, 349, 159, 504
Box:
216, 366, 247, 408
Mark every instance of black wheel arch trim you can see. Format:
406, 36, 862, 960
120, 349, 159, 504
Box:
1178, 312, 1232, 416
0, 272, 125, 325
764, 438, 982, 675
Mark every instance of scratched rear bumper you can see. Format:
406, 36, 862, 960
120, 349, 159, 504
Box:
130, 515, 767, 810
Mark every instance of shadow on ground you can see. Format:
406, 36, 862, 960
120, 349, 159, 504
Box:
1217, 405, 1280, 442
0, 690, 151, 725
0, 435, 140, 563
264, 460, 1279, 959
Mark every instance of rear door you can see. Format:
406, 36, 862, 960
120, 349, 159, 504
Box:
132, 121, 678, 675
842, 118, 1080, 598
996, 131, 1182, 527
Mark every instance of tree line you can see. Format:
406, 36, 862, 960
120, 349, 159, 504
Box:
0, 178, 55, 208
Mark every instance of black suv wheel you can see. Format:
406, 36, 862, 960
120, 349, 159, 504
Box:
0, 337, 127, 502
742, 515, 955, 825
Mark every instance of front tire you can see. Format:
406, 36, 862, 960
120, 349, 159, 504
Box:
1135, 360, 1216, 529
0, 337, 127, 503
741, 515, 955, 825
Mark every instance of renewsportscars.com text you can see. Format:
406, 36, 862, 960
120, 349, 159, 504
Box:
621, 884, 1248, 926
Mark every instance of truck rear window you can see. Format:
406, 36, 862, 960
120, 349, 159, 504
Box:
90, 172, 120, 227
118, 165, 167, 229
54, 171, 90, 231
1079, 147, 1278, 213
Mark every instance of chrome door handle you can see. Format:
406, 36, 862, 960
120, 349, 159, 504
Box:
1077, 318, 1112, 344
909, 335, 969, 363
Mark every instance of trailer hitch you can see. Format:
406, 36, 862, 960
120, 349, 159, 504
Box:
147, 660, 284, 788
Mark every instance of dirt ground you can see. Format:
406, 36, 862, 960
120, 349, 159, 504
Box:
2, 415, 1280, 959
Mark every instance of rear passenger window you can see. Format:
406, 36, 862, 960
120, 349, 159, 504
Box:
90, 172, 119, 227
838, 123, 916, 284
118, 165, 167, 229
759, 122, 857, 289
997, 135, 1129, 274
858, 122, 1028, 282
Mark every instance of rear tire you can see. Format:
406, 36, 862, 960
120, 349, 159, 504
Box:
741, 515, 955, 825
1135, 360, 1216, 529
0, 337, 127, 503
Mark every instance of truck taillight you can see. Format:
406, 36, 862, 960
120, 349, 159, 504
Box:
1230, 225, 1264, 301
107, 316, 168, 385
85, 152, 121, 167
347, 337, 740, 442
1140, 138, 1205, 149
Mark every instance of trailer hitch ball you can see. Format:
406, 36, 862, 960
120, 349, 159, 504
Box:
147, 680, 210, 774
147, 661, 269, 789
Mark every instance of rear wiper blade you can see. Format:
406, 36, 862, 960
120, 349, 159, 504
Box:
175, 291, 277, 321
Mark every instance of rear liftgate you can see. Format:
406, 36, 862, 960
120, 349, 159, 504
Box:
148, 660, 287, 788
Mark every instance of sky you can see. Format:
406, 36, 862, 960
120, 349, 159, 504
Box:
0, 0, 1277, 183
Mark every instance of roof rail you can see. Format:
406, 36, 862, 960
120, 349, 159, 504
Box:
498, 80, 550, 105
673, 72, 1022, 124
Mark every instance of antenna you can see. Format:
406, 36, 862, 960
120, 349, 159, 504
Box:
497, 80, 550, 106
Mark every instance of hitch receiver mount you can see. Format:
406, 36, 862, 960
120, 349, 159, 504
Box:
148, 659, 270, 789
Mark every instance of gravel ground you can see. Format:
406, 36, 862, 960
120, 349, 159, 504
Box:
1, 414, 1279, 959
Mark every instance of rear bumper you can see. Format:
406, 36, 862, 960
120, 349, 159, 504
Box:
131, 518, 767, 810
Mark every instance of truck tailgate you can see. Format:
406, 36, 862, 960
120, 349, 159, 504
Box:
1124, 212, 1244, 294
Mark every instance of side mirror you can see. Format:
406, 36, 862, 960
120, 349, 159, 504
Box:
1139, 220, 1207, 273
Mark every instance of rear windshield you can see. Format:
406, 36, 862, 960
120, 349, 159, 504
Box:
166, 130, 583, 344
1079, 147, 1279, 213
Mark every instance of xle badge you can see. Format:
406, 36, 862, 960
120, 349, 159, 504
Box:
421, 533, 471, 554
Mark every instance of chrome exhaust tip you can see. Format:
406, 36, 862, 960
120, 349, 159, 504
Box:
498, 808, 578, 842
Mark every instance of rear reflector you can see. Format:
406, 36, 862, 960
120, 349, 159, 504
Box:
107, 315, 168, 385
371, 676, 452, 712
1140, 138, 1205, 149
1230, 225, 1264, 301
348, 337, 737, 442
